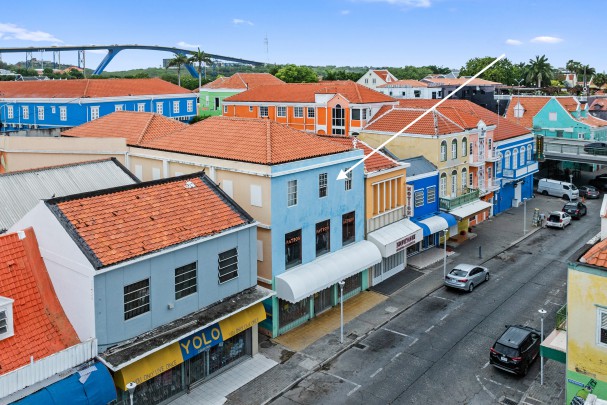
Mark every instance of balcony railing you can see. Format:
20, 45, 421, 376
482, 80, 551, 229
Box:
556, 304, 567, 330
439, 189, 480, 211
367, 206, 405, 233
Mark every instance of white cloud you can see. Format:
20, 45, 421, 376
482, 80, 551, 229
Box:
356, 0, 431, 7
341, 10, 351, 15
530, 36, 563, 44
233, 18, 254, 26
177, 41, 199, 49
505, 39, 523, 46
0, 23, 62, 42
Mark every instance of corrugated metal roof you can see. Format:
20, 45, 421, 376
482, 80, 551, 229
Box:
398, 155, 437, 177
0, 158, 138, 233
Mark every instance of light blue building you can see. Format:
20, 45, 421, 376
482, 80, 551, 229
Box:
11, 172, 274, 405
532, 97, 607, 141
0, 78, 197, 132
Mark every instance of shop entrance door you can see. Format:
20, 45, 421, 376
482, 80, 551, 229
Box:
187, 350, 209, 389
313, 287, 333, 315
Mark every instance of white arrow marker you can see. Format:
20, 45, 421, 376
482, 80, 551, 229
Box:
336, 53, 506, 180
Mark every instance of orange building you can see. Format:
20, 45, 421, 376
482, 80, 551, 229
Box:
222, 80, 397, 136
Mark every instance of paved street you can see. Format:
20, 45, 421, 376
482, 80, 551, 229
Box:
266, 194, 601, 405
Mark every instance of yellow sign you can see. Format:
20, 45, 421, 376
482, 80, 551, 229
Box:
219, 303, 266, 340
113, 343, 183, 390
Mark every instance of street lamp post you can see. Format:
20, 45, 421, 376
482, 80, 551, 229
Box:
443, 228, 448, 280
338, 280, 345, 344
523, 198, 528, 234
126, 382, 137, 405
538, 309, 547, 385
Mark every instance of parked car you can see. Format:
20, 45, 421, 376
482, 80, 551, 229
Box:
490, 325, 541, 376
443, 264, 489, 292
536, 178, 579, 200
579, 185, 600, 199
546, 211, 571, 229
562, 202, 587, 219
584, 142, 607, 155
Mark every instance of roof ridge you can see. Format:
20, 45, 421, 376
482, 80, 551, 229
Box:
138, 112, 157, 144
435, 108, 466, 132
83, 79, 91, 97
353, 82, 362, 102
236, 73, 247, 89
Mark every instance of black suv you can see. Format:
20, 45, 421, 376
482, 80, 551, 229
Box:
489, 325, 540, 376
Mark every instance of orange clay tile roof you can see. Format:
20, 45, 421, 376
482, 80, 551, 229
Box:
505, 96, 552, 129
62, 111, 188, 146
0, 77, 192, 98
581, 239, 607, 268
48, 173, 253, 269
578, 114, 607, 127
202, 73, 284, 90
141, 116, 353, 165
377, 80, 428, 88
224, 80, 396, 104
0, 228, 80, 373
422, 77, 502, 86
319, 135, 399, 174
590, 99, 607, 111
372, 70, 394, 82
397, 99, 530, 141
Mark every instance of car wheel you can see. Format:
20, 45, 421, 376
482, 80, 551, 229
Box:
468, 283, 474, 292
542, 190, 548, 196
521, 362, 529, 377
485, 273, 490, 282
563, 194, 569, 200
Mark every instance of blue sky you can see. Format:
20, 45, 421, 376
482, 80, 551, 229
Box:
0, 0, 604, 73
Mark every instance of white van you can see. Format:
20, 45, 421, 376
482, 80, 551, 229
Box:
537, 178, 579, 200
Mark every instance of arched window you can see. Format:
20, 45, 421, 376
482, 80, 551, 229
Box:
332, 104, 345, 135
527, 144, 532, 161
462, 137, 468, 156
451, 170, 458, 196
461, 168, 467, 192
505, 150, 511, 169
513, 148, 519, 169
496, 153, 503, 173
451, 139, 458, 159
519, 146, 526, 165
440, 173, 447, 197
440, 141, 447, 161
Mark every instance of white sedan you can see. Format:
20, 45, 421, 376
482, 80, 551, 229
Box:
546, 211, 571, 229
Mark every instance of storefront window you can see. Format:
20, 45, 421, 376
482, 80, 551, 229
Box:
279, 298, 310, 327
316, 220, 330, 257
285, 229, 302, 269
209, 331, 247, 375
128, 365, 183, 405
343, 272, 361, 295
342, 212, 355, 245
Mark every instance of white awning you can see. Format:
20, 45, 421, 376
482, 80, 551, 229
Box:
367, 219, 423, 257
419, 216, 450, 235
275, 240, 382, 303
449, 200, 493, 220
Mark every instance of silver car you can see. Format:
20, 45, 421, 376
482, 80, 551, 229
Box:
444, 263, 490, 292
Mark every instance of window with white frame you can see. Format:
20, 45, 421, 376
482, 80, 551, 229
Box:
462, 137, 467, 156
294, 106, 303, 118
440, 141, 447, 161
175, 262, 197, 299
318, 173, 327, 198
470, 142, 474, 156
519, 146, 526, 165
512, 148, 519, 169
7, 105, 13, 119
218, 248, 238, 283
527, 144, 532, 161
549, 112, 557, 121
260, 106, 269, 117
156, 102, 163, 115
488, 139, 492, 152
598, 307, 607, 345
487, 167, 492, 180
277, 106, 286, 117
249, 106, 254, 112
461, 169, 467, 192
308, 107, 315, 118
37, 106, 44, 120
205, 96, 209, 106
496, 153, 502, 173
223, 105, 228, 114
427, 186, 436, 203
469, 173, 474, 187
505, 150, 511, 169
332, 104, 345, 135
137, 103, 145, 112
288, 179, 298, 206
187, 100, 193, 112
414, 190, 424, 207
124, 279, 150, 320
115, 104, 123, 112
351, 109, 361, 120
451, 171, 457, 195
22, 106, 29, 120
250, 184, 262, 207
0, 308, 7, 336
59, 106, 67, 121
344, 168, 352, 191
363, 109, 368, 120
440, 173, 447, 197
451, 139, 458, 159
414, 90, 421, 98
90, 106, 100, 120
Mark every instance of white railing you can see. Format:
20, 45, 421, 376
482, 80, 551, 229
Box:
367, 206, 405, 233
0, 339, 97, 398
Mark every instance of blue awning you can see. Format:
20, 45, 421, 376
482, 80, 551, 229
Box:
436, 212, 457, 227
12, 362, 116, 405
410, 218, 431, 237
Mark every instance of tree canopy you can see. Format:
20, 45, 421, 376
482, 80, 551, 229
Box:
525, 55, 554, 88
275, 64, 318, 83
459, 57, 525, 85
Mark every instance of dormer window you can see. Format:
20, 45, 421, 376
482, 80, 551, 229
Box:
514, 102, 524, 118
0, 296, 15, 340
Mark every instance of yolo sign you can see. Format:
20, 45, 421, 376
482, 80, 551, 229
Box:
179, 324, 223, 361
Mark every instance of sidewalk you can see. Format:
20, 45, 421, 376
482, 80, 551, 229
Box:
189, 195, 568, 405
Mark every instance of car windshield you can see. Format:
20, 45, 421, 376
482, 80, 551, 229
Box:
571, 184, 578, 190
548, 214, 561, 221
494, 343, 519, 358
449, 269, 468, 277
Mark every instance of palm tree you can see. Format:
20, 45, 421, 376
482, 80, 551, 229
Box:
167, 53, 189, 87
525, 55, 553, 89
580, 64, 596, 87
188, 48, 213, 90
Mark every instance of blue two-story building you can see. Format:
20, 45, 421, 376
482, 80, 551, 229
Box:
11, 172, 274, 405
0, 78, 197, 131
